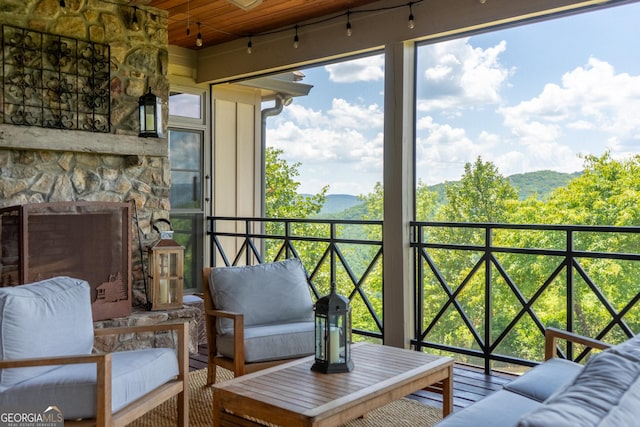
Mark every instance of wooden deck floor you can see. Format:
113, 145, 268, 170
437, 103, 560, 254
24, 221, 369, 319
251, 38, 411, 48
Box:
189, 344, 515, 412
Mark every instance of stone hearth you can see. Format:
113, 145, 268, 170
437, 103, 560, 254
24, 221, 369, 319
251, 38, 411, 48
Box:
93, 304, 203, 355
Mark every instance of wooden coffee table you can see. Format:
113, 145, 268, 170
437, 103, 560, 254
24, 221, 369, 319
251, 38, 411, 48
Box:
212, 342, 454, 427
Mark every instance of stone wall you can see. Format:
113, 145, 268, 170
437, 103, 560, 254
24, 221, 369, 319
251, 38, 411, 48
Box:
0, 0, 171, 307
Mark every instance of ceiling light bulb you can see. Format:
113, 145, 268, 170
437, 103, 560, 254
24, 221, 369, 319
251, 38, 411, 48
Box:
247, 38, 253, 54
131, 7, 140, 31
346, 22, 352, 37
293, 26, 299, 48
196, 22, 203, 47
408, 3, 415, 30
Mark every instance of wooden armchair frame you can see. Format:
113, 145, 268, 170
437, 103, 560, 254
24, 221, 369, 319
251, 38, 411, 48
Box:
544, 327, 613, 361
202, 267, 302, 385
0, 322, 189, 427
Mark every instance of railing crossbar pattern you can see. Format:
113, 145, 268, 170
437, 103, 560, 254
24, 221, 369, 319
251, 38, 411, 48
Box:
207, 216, 384, 340
208, 217, 640, 374
412, 221, 640, 372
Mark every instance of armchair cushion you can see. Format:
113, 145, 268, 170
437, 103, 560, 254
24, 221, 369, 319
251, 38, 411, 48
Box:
217, 321, 315, 363
0, 348, 179, 419
0, 276, 94, 390
209, 258, 314, 334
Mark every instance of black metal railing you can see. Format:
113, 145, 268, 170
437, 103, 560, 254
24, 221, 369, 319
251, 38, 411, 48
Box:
412, 221, 640, 373
207, 216, 640, 374
206, 216, 384, 341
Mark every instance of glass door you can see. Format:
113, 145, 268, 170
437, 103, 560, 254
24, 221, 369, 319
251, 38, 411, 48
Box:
169, 128, 205, 292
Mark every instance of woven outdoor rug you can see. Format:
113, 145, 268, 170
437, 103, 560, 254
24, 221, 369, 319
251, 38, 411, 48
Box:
127, 367, 443, 427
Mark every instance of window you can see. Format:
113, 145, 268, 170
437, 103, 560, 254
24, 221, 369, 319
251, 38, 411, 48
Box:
168, 88, 208, 292
414, 2, 640, 223
169, 92, 202, 120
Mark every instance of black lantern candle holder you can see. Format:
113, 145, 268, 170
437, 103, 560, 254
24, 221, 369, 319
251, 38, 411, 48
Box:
138, 88, 163, 138
311, 282, 354, 374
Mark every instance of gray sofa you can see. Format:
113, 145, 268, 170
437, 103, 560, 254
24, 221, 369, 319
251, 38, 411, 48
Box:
436, 328, 640, 427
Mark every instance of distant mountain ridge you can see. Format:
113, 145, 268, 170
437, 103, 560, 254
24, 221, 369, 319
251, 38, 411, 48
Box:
507, 170, 582, 200
316, 194, 362, 214
315, 170, 581, 215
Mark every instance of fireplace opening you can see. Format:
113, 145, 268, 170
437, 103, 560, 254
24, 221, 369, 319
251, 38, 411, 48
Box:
0, 201, 132, 321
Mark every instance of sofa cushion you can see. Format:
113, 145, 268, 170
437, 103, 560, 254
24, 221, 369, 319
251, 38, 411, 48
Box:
209, 259, 314, 334
0, 348, 178, 420
217, 321, 315, 363
504, 358, 583, 402
517, 336, 640, 427
0, 277, 94, 390
435, 389, 542, 427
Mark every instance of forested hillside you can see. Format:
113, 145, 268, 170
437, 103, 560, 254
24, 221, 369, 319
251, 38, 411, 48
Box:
315, 169, 582, 218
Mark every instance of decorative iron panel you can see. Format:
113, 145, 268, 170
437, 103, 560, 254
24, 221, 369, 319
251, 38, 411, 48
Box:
2, 25, 110, 133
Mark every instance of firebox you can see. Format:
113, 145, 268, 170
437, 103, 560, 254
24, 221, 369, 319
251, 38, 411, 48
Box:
0, 201, 132, 321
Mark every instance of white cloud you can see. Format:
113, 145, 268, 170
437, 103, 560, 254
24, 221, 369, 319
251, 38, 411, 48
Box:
267, 99, 383, 194
324, 55, 384, 83
328, 98, 383, 129
500, 58, 640, 154
415, 116, 492, 184
415, 115, 581, 184
417, 38, 511, 112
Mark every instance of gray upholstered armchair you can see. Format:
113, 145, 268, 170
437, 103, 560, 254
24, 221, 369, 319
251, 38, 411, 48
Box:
0, 276, 188, 427
202, 258, 315, 384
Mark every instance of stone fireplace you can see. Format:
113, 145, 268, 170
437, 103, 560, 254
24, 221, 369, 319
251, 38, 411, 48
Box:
0, 0, 171, 306
0, 1, 204, 353
0, 201, 132, 321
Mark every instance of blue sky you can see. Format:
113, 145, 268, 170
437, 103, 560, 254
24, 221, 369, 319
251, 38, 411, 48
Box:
265, 2, 640, 196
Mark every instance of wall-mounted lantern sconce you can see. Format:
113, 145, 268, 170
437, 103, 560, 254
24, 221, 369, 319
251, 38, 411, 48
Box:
138, 88, 163, 138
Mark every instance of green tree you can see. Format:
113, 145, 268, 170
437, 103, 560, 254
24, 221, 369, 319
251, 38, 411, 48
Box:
265, 147, 328, 218
264, 147, 328, 271
416, 180, 441, 221
423, 158, 544, 364
438, 156, 519, 223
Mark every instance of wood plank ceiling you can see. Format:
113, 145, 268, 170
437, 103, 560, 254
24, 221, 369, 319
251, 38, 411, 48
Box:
147, 0, 381, 49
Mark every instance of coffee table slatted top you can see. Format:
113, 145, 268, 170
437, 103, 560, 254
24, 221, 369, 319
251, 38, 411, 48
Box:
213, 343, 454, 427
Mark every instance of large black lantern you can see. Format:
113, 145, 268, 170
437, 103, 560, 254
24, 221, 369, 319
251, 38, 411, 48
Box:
311, 283, 354, 374
138, 88, 163, 138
